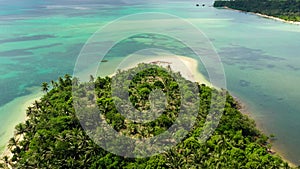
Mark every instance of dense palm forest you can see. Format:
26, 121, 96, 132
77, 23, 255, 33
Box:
214, 0, 300, 21
0, 64, 294, 168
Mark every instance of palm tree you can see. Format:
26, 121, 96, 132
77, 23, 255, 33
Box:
64, 74, 72, 86
15, 123, 25, 135
51, 80, 58, 88
24, 120, 31, 133
41, 82, 49, 93
8, 137, 17, 149
72, 77, 79, 86
26, 107, 32, 117
34, 100, 40, 109
3, 156, 9, 168
89, 75, 94, 82
58, 77, 65, 87
167, 65, 171, 71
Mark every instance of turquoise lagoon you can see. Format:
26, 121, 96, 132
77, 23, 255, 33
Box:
0, 0, 300, 165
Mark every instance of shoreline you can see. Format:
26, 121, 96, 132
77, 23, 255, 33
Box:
109, 53, 212, 87
77, 53, 212, 87
0, 87, 43, 162
231, 93, 297, 168
223, 6, 300, 25
1, 54, 210, 162
220, 6, 299, 167
106, 54, 296, 167
1, 55, 296, 167
254, 13, 300, 25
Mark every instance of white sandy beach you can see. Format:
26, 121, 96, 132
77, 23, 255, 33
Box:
75, 52, 212, 86
1, 54, 296, 167
254, 13, 300, 25
1, 54, 211, 164
223, 7, 300, 25
0, 87, 43, 159
115, 53, 212, 86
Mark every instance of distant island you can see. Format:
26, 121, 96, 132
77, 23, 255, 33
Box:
214, 0, 300, 22
0, 63, 293, 168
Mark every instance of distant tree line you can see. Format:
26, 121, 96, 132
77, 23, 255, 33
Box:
214, 0, 300, 21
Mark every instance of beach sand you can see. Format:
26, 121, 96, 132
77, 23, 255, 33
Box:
1, 54, 295, 167
223, 7, 300, 25
115, 53, 212, 86
75, 52, 212, 86
1, 53, 210, 157
0, 87, 43, 159
254, 13, 300, 25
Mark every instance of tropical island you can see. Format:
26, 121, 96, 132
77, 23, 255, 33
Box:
0, 63, 294, 168
213, 0, 300, 22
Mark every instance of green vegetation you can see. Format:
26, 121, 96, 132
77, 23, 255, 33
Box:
214, 0, 300, 22
0, 64, 293, 168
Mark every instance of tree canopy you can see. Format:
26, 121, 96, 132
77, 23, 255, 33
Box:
214, 0, 300, 22
0, 64, 293, 168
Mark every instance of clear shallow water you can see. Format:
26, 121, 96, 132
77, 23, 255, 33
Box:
1, 0, 300, 165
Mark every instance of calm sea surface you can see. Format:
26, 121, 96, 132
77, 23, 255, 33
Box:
1, 0, 300, 165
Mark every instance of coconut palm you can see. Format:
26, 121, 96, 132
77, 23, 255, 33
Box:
41, 82, 49, 93
15, 123, 25, 135
64, 74, 72, 86
8, 137, 17, 149
72, 77, 79, 86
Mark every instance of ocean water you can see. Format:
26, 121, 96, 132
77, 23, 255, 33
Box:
1, 0, 300, 165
